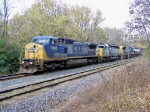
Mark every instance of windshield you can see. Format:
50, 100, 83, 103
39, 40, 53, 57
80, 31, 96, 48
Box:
33, 38, 49, 44
97, 45, 104, 48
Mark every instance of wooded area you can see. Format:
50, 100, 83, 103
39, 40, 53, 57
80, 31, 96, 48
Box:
0, 0, 149, 74
0, 0, 149, 47
0, 0, 134, 48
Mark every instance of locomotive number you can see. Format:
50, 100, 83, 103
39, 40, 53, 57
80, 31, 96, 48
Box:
51, 46, 57, 50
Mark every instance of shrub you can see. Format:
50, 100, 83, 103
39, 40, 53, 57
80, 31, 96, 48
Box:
0, 38, 20, 75
143, 45, 150, 60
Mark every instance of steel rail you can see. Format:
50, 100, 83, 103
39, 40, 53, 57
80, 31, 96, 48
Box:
0, 73, 33, 81
0, 60, 132, 101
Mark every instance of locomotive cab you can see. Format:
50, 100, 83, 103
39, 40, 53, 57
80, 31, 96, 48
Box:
20, 37, 47, 73
96, 44, 110, 61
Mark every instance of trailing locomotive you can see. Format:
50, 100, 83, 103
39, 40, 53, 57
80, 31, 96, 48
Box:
96, 44, 119, 62
20, 36, 141, 73
118, 46, 141, 59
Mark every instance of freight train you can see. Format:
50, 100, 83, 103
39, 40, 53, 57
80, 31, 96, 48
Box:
20, 36, 141, 73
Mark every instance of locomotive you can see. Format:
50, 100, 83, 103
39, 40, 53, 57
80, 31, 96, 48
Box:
20, 36, 98, 73
96, 44, 119, 61
20, 36, 141, 73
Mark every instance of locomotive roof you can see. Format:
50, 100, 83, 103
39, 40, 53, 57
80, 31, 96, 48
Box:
33, 36, 77, 42
97, 44, 119, 48
59, 37, 76, 42
108, 44, 118, 47
84, 42, 98, 46
33, 36, 58, 39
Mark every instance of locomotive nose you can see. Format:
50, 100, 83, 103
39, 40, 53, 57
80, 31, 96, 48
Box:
19, 43, 42, 73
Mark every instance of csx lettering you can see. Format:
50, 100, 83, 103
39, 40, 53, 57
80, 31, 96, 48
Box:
73, 46, 82, 53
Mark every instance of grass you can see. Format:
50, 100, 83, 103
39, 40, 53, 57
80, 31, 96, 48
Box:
56, 58, 150, 112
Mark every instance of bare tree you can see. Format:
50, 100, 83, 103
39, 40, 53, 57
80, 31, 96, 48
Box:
0, 0, 13, 42
125, 0, 150, 42
103, 27, 124, 45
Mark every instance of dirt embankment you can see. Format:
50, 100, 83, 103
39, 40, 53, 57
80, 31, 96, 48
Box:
56, 58, 150, 112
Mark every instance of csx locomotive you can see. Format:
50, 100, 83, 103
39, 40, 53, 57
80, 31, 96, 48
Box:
20, 36, 141, 73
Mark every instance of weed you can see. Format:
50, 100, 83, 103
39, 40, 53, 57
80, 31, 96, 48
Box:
57, 58, 150, 112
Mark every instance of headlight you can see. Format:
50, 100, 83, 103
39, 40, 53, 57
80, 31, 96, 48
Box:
30, 45, 33, 48
22, 61, 24, 64
30, 62, 33, 64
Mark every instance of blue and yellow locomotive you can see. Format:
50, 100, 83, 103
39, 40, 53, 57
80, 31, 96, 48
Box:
96, 44, 119, 61
20, 36, 98, 73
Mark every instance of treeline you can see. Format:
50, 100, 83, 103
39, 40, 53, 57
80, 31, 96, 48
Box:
0, 0, 127, 49
0, 0, 145, 74
1, 0, 105, 49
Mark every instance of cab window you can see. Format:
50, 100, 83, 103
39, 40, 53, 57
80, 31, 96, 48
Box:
39, 39, 49, 44
33, 38, 49, 44
50, 39, 58, 45
97, 45, 104, 48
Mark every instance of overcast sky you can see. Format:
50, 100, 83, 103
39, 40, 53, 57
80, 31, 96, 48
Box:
13, 0, 134, 28
62, 0, 134, 28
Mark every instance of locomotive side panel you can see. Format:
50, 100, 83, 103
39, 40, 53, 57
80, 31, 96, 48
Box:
109, 44, 119, 60
67, 42, 89, 57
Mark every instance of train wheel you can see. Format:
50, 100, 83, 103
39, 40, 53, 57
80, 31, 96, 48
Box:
59, 64, 64, 69
59, 62, 65, 69
59, 62, 67, 69
87, 59, 90, 64
95, 59, 98, 63
94, 59, 97, 64
51, 63, 55, 70
43, 67, 47, 71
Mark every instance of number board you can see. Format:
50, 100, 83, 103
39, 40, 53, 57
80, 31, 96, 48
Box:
51, 46, 57, 50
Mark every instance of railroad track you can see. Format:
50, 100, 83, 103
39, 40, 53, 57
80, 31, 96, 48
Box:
0, 73, 33, 81
0, 59, 132, 101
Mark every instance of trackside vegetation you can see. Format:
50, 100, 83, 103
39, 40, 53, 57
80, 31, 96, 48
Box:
0, 0, 148, 75
56, 57, 150, 111
0, 38, 20, 75
144, 45, 150, 59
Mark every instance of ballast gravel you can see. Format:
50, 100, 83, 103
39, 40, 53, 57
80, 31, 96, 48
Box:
0, 60, 132, 112
0, 69, 112, 112
0, 60, 121, 89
